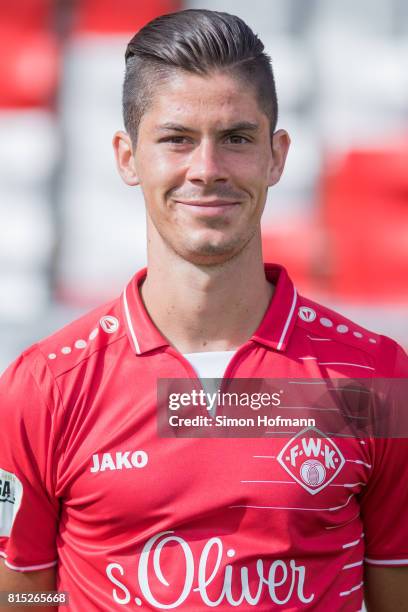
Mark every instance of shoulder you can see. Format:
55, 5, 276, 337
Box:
294, 294, 407, 376
34, 295, 127, 378
0, 295, 129, 444
2, 294, 127, 391
296, 295, 380, 347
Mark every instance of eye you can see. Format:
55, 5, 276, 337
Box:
160, 136, 191, 145
225, 134, 251, 144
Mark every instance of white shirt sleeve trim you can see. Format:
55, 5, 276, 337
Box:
364, 557, 408, 566
4, 559, 58, 572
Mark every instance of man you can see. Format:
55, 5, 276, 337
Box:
0, 9, 407, 611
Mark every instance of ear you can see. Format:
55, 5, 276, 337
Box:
112, 130, 140, 186
267, 129, 291, 187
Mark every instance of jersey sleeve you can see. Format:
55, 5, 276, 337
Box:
360, 339, 408, 567
0, 348, 62, 571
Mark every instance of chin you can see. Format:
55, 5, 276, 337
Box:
178, 238, 248, 267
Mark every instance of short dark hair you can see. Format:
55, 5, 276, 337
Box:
123, 9, 278, 142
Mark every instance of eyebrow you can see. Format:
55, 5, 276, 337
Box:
156, 121, 260, 134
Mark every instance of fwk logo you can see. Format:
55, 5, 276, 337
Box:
90, 451, 148, 473
277, 428, 345, 495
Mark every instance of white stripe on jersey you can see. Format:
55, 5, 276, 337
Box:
123, 284, 141, 354
364, 557, 408, 566
343, 561, 363, 570
318, 362, 375, 371
346, 459, 372, 468
4, 559, 58, 572
307, 335, 332, 341
230, 494, 354, 513
277, 286, 298, 350
325, 512, 360, 530
339, 581, 363, 597
343, 534, 364, 549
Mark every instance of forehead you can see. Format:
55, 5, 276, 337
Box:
142, 70, 267, 130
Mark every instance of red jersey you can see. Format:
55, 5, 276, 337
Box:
0, 264, 407, 611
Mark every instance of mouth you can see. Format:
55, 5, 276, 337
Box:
175, 200, 240, 207
174, 200, 241, 216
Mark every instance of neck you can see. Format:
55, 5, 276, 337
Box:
140, 230, 274, 354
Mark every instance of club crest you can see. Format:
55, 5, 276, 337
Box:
277, 427, 345, 495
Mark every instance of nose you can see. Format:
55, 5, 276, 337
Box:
185, 139, 228, 185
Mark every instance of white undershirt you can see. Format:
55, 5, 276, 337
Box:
182, 350, 237, 380
183, 350, 237, 416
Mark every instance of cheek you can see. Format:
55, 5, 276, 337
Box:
230, 154, 271, 185
234, 174, 267, 206
144, 155, 185, 193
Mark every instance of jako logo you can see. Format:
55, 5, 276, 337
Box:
100, 315, 120, 334
90, 451, 148, 472
298, 307, 316, 322
277, 427, 345, 495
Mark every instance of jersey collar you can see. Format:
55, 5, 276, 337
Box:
122, 263, 298, 355
252, 263, 298, 351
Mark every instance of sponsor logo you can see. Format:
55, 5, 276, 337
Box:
100, 316, 120, 334
90, 451, 148, 473
0, 479, 13, 503
106, 530, 315, 608
277, 427, 345, 495
0, 469, 23, 537
298, 307, 317, 322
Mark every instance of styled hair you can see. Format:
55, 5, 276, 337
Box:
123, 9, 278, 142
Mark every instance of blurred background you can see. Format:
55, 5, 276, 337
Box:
0, 0, 407, 373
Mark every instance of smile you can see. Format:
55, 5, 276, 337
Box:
174, 200, 241, 216
175, 200, 240, 207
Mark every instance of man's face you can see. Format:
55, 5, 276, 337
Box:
126, 70, 289, 265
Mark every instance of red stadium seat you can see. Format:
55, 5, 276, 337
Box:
0, 28, 59, 109
0, 0, 54, 33
262, 215, 327, 297
72, 0, 182, 35
320, 145, 408, 302
0, 0, 59, 108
